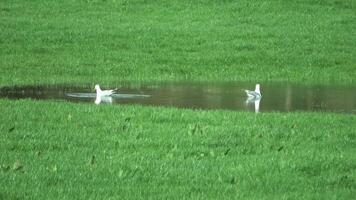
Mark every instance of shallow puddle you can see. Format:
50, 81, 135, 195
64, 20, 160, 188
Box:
0, 82, 355, 113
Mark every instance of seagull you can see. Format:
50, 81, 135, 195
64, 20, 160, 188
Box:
94, 84, 117, 97
245, 84, 261, 99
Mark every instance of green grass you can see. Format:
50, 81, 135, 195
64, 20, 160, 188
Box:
0, 0, 355, 85
1, 0, 356, 199
1, 99, 355, 199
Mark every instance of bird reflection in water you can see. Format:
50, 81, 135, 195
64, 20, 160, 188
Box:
246, 97, 261, 113
95, 95, 113, 105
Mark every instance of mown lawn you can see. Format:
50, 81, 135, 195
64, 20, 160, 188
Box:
1, 0, 356, 199
1, 99, 356, 199
0, 0, 355, 85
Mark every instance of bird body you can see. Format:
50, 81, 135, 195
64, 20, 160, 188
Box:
94, 84, 117, 97
245, 84, 261, 99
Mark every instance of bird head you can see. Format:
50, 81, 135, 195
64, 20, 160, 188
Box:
255, 84, 260, 93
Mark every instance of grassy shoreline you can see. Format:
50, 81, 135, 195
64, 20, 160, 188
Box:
1, 99, 355, 199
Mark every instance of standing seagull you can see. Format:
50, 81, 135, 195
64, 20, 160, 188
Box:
94, 84, 117, 97
245, 84, 262, 99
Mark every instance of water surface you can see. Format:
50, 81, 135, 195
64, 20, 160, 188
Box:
0, 82, 355, 113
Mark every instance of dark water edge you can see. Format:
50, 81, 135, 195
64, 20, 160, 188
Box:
0, 82, 355, 114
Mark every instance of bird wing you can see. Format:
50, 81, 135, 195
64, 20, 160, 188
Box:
100, 90, 115, 96
245, 90, 261, 97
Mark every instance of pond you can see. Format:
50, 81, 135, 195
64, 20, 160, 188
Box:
0, 82, 355, 114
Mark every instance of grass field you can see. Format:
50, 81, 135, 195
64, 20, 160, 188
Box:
1, 0, 355, 85
1, 99, 356, 199
1, 0, 356, 199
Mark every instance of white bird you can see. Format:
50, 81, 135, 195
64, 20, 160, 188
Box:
94, 84, 117, 97
245, 84, 262, 99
